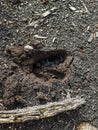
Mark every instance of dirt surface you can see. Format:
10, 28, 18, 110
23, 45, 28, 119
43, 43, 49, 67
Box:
0, 0, 98, 129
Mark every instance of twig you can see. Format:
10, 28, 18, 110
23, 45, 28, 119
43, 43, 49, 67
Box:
27, 7, 57, 28
80, 0, 90, 14
0, 97, 85, 123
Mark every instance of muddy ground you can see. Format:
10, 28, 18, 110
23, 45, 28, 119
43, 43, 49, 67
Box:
0, 0, 98, 130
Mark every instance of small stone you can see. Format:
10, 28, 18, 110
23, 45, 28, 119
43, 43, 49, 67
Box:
88, 33, 94, 43
77, 122, 97, 130
0, 21, 2, 25
69, 4, 76, 11
24, 45, 33, 52
95, 32, 98, 37
4, 64, 8, 69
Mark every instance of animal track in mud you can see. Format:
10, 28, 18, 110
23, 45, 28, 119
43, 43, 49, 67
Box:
3, 45, 74, 109
33, 50, 73, 81
5, 45, 74, 82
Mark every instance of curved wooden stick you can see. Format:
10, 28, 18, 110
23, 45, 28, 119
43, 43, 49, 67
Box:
0, 97, 85, 123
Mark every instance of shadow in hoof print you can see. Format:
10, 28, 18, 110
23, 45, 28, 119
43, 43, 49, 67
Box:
5, 44, 74, 82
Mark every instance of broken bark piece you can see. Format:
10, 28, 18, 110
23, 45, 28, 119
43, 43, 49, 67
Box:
0, 97, 85, 123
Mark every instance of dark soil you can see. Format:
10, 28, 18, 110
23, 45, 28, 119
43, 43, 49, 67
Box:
0, 0, 98, 129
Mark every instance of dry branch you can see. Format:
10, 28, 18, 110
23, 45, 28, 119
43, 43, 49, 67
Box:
0, 97, 85, 123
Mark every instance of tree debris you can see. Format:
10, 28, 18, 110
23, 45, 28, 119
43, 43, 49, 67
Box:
28, 7, 57, 27
0, 97, 85, 123
34, 35, 47, 39
42, 10, 51, 17
80, 0, 90, 14
41, 7, 57, 17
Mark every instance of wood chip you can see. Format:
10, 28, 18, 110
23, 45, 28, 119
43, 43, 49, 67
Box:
28, 20, 39, 27
42, 7, 57, 17
42, 10, 51, 17
34, 35, 47, 39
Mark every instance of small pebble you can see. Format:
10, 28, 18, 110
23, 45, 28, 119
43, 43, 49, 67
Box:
77, 122, 97, 130
24, 45, 33, 52
88, 33, 94, 43
95, 32, 98, 38
69, 4, 76, 11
